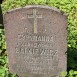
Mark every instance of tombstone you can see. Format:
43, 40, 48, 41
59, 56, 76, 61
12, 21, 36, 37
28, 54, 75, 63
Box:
4, 5, 68, 77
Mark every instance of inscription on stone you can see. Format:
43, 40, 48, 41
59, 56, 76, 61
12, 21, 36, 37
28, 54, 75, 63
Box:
4, 5, 67, 77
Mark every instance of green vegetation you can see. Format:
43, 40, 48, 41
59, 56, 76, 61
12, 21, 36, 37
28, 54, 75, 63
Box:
0, 0, 77, 77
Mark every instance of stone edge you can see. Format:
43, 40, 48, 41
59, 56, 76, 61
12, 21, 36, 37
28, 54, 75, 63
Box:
4, 5, 67, 17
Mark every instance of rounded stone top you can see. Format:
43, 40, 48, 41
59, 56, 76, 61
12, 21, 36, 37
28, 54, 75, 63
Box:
5, 5, 67, 17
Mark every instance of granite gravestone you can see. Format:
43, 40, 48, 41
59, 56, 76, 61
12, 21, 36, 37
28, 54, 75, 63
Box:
4, 5, 68, 77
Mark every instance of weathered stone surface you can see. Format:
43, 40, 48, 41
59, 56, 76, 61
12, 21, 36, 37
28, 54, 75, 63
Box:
4, 5, 68, 77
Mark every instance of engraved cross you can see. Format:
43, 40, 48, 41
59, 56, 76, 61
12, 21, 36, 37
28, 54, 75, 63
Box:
28, 9, 42, 34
